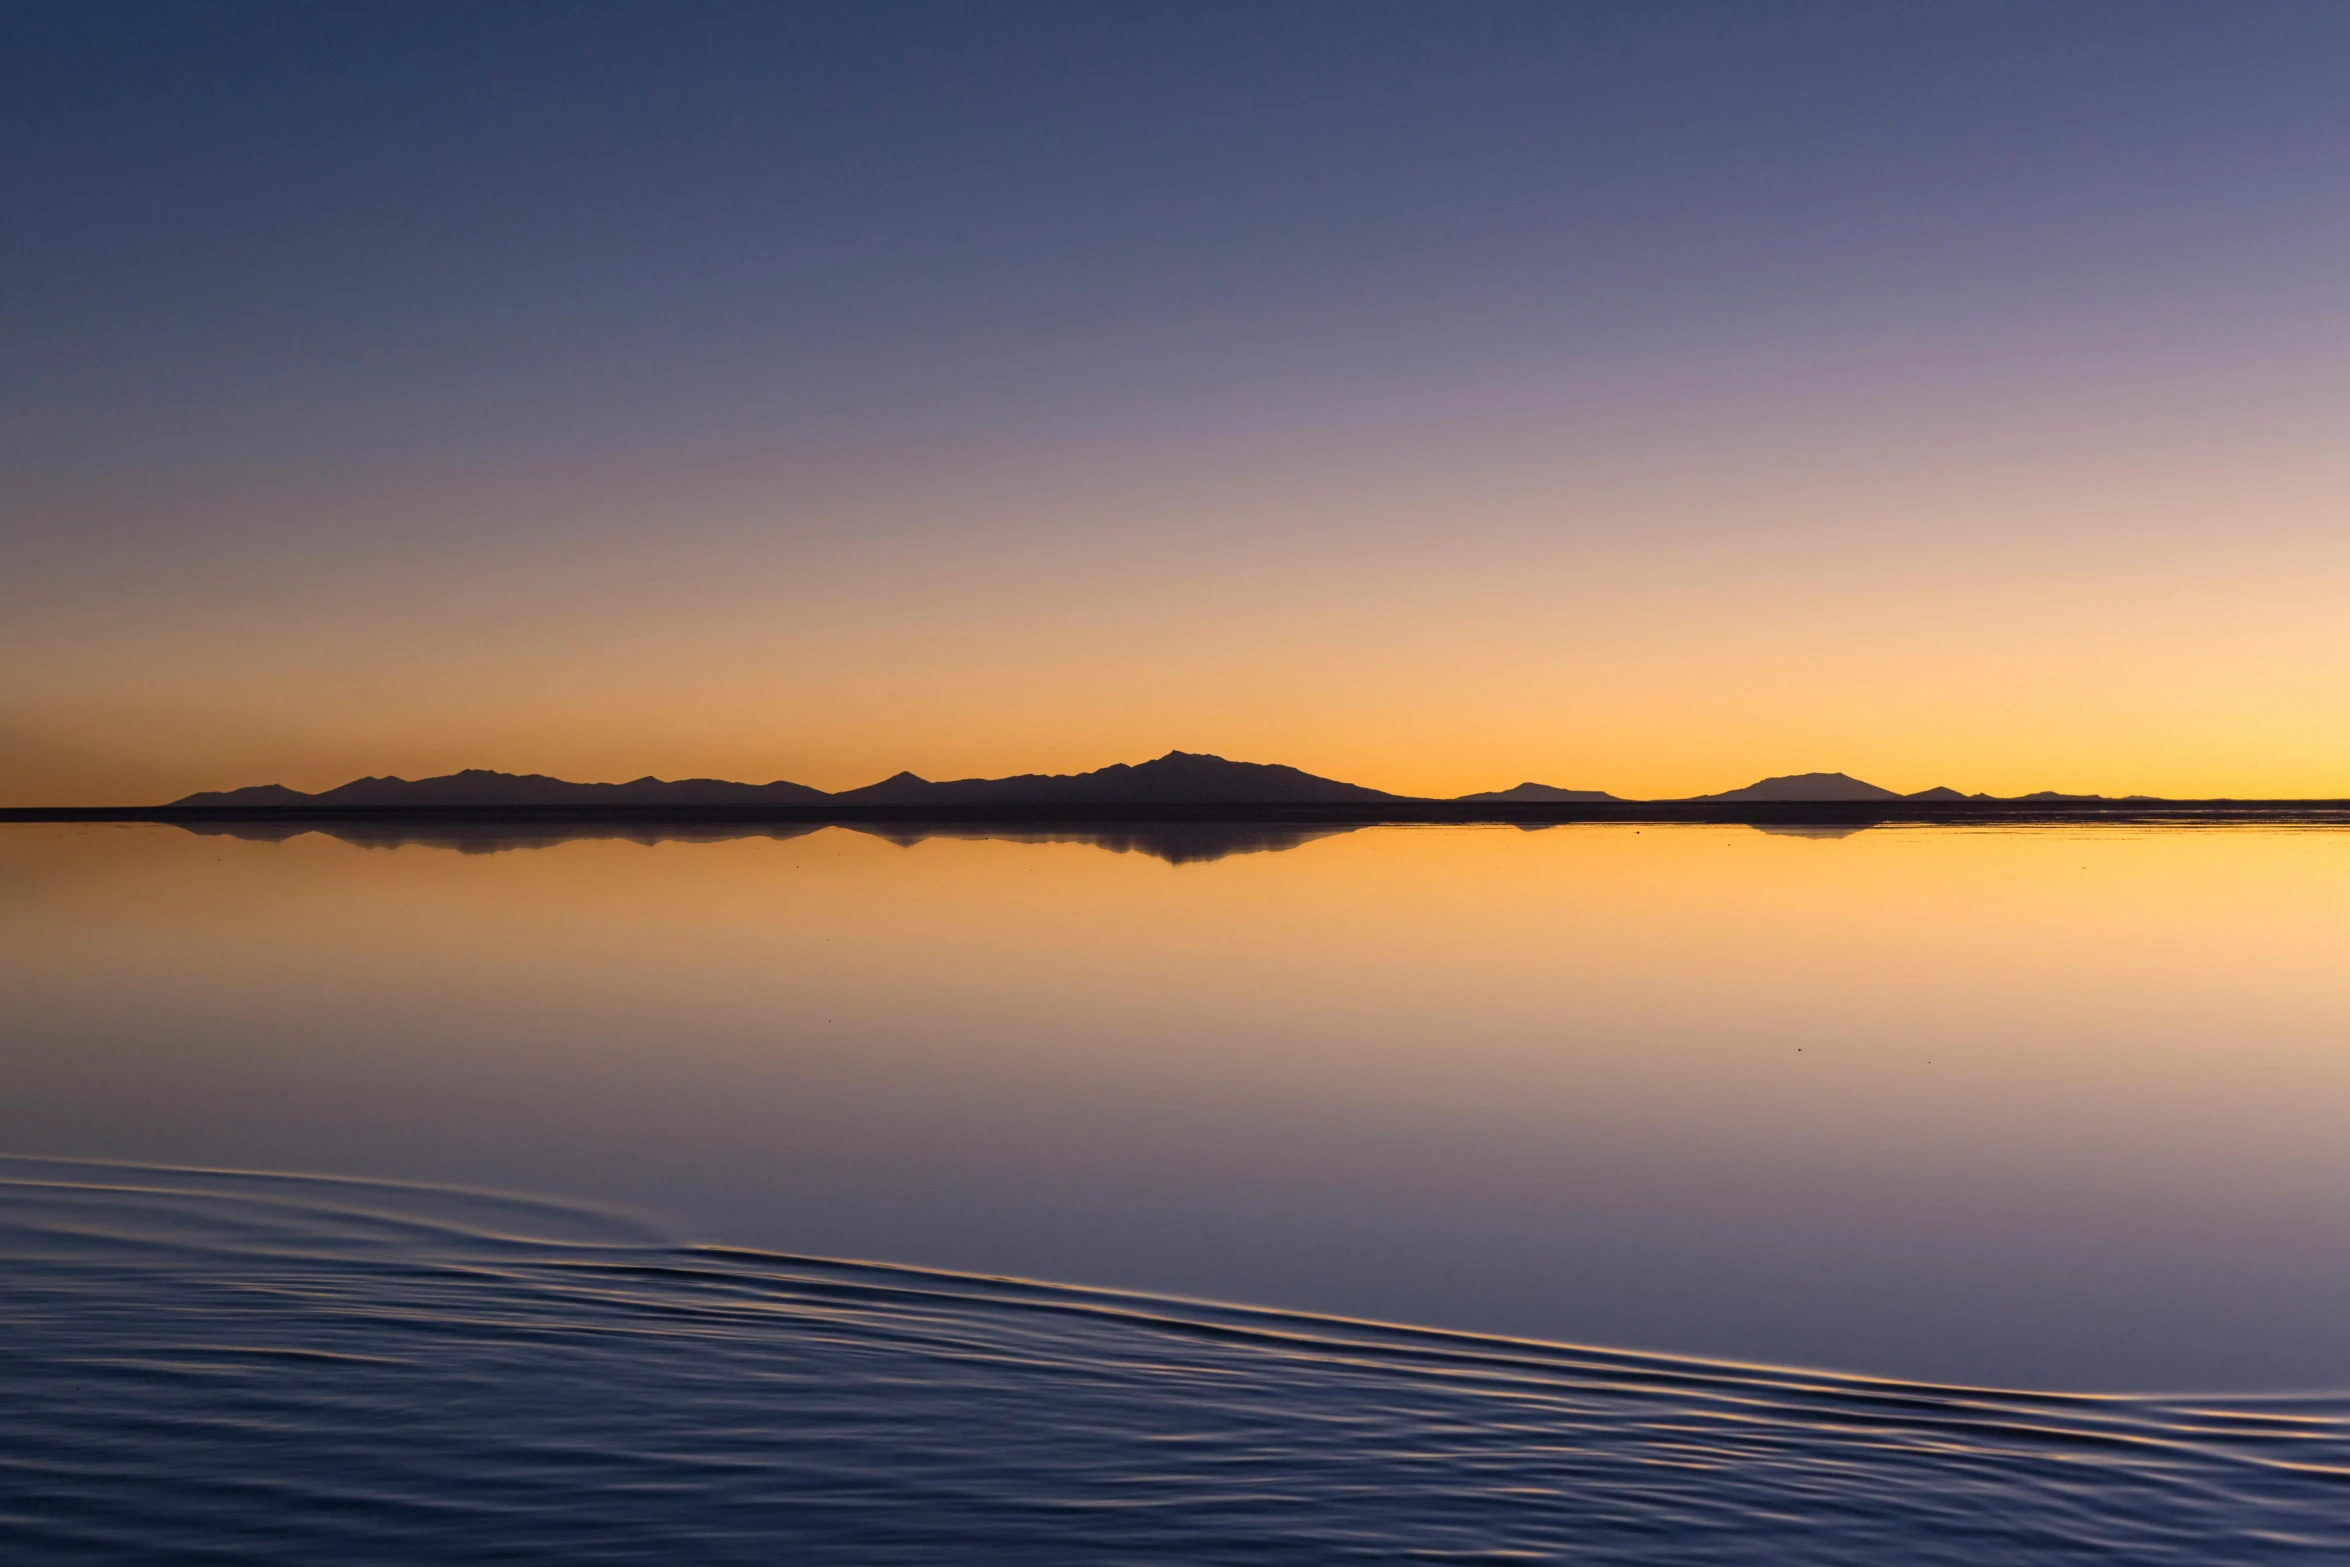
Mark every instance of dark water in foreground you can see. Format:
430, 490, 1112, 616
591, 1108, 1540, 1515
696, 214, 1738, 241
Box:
6, 1160, 2347, 1564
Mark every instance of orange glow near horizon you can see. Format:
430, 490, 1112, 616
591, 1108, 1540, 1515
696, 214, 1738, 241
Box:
9, 421, 2348, 805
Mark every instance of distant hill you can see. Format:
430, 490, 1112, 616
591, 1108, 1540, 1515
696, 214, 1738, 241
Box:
1694, 772, 1907, 803
171, 753, 1402, 809
174, 769, 832, 808
180, 783, 317, 806
830, 751, 1401, 805
1698, 776, 2122, 804
1455, 782, 1622, 803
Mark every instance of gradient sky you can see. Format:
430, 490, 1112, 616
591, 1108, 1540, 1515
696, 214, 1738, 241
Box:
7, 1, 2349, 804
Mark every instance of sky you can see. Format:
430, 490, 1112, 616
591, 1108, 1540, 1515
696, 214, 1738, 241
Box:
6, 0, 2349, 805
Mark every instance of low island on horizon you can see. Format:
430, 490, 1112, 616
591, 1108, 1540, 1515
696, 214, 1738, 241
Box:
9, 751, 2346, 827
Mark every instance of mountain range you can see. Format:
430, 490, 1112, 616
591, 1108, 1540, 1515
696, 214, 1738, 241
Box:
179, 773, 833, 809
1692, 771, 1991, 803
170, 753, 2121, 808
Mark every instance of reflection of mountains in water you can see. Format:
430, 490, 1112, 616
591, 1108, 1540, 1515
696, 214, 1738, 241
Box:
174, 819, 1359, 866
176, 820, 829, 856
852, 824, 1360, 865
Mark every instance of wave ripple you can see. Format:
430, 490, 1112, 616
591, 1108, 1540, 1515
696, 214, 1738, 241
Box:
3, 1160, 2346, 1563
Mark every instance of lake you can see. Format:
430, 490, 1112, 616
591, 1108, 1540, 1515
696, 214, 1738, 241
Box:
6, 819, 2349, 1559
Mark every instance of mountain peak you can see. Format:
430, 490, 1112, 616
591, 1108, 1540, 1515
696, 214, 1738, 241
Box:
831, 751, 1401, 806
1455, 782, 1622, 803
1697, 772, 1905, 803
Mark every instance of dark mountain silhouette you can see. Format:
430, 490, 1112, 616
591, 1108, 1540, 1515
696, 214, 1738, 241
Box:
171, 753, 1402, 810
828, 751, 1402, 805
158, 758, 2184, 814
178, 783, 317, 806
174, 769, 831, 808
1455, 782, 1622, 803
1694, 772, 1906, 803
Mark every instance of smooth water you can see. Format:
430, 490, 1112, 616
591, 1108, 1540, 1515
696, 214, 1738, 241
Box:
6, 1159, 2347, 1563
5, 820, 2350, 1557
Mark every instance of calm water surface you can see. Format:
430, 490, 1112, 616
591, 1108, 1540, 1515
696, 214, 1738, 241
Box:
5, 821, 2349, 1558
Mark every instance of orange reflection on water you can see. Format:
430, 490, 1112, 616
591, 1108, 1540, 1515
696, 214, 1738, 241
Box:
3, 819, 2348, 1390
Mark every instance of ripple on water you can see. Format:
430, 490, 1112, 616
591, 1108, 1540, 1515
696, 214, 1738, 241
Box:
3, 1158, 2346, 1564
